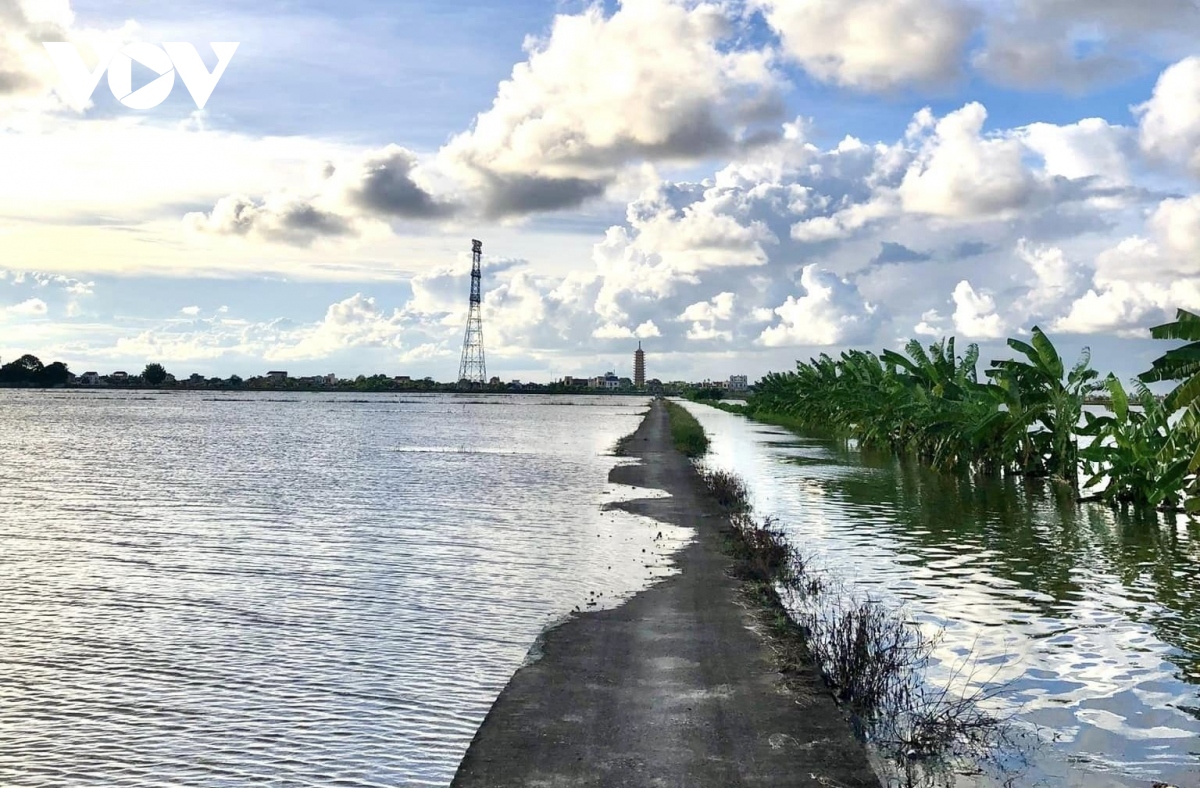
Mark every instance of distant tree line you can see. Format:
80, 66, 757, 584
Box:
687, 387, 727, 401
0, 356, 666, 394
0, 355, 71, 387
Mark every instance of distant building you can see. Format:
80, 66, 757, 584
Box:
729, 375, 748, 391
110, 371, 128, 382
393, 375, 411, 384
79, 371, 99, 385
489, 376, 501, 386
266, 371, 288, 381
634, 342, 646, 388
324, 374, 338, 386
187, 373, 206, 386
591, 371, 620, 390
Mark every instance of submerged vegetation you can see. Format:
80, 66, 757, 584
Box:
663, 399, 710, 457
742, 312, 1200, 514
1078, 376, 1195, 509
1140, 309, 1200, 513
696, 463, 1016, 788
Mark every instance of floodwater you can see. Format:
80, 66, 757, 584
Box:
681, 401, 1200, 787
0, 391, 685, 787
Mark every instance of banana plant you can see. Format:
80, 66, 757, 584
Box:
1078, 376, 1192, 509
987, 327, 1101, 485
1139, 308, 1200, 514
741, 321, 1200, 509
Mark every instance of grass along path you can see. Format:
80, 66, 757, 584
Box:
663, 399, 709, 457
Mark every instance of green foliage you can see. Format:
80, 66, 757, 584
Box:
687, 387, 725, 401
742, 318, 1200, 513
747, 329, 1103, 488
663, 400, 709, 457
1078, 376, 1192, 508
142, 363, 168, 386
353, 374, 394, 392
985, 326, 1102, 483
1140, 309, 1200, 513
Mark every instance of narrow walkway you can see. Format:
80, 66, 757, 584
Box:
451, 400, 878, 788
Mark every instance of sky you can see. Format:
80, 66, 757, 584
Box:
1, 0, 1199, 384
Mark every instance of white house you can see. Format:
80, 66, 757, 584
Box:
79, 371, 100, 385
729, 375, 749, 391
589, 371, 620, 390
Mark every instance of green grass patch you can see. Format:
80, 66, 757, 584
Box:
663, 400, 709, 457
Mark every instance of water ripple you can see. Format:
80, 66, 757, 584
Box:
0, 391, 679, 787
683, 402, 1200, 788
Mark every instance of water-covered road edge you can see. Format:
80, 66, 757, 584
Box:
679, 398, 1200, 787
450, 399, 877, 788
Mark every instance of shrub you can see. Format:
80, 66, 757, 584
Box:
699, 468, 748, 511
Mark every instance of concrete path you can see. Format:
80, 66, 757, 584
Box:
451, 400, 879, 788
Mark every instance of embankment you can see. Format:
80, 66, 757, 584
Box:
451, 399, 877, 788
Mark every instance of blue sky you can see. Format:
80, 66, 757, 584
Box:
2, 0, 1199, 383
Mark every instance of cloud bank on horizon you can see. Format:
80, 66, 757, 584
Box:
2, 0, 1199, 382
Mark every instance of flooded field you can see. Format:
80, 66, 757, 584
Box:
0, 391, 684, 787
682, 401, 1200, 787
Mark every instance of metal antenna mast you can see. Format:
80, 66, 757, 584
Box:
458, 239, 487, 385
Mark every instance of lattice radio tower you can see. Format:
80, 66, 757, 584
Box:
457, 239, 487, 385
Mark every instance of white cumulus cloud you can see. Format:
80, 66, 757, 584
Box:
755, 0, 975, 91
439, 0, 780, 218
3, 297, 47, 317
951, 281, 1006, 338
758, 265, 877, 346
1137, 57, 1200, 177
899, 103, 1035, 219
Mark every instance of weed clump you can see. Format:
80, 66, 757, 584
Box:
729, 513, 793, 584
700, 468, 748, 511
612, 432, 634, 456
804, 599, 920, 709
696, 463, 1016, 787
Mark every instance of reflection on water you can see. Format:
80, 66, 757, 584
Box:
0, 391, 681, 787
682, 402, 1200, 788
